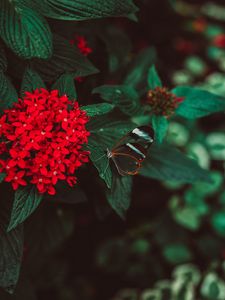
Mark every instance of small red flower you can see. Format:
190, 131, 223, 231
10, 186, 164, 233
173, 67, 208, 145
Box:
0, 88, 90, 195
145, 87, 183, 117
213, 34, 225, 48
70, 35, 93, 56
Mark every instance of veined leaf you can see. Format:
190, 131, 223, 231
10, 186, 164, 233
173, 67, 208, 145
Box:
32, 35, 98, 82
82, 103, 114, 117
22, 0, 138, 21
52, 73, 77, 100
7, 186, 43, 232
148, 65, 162, 89
0, 43, 7, 72
0, 203, 23, 293
140, 143, 212, 183
106, 175, 132, 218
0, 71, 18, 110
152, 115, 168, 143
20, 68, 45, 97
0, 0, 52, 59
87, 115, 135, 187
172, 86, 225, 119
88, 136, 112, 188
88, 115, 135, 149
93, 85, 142, 116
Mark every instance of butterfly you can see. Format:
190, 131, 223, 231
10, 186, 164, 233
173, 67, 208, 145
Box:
106, 126, 154, 176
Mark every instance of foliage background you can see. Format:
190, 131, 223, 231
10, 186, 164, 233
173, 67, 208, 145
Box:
0, 0, 225, 299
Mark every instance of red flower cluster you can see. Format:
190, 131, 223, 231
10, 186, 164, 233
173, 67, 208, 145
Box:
146, 87, 183, 117
0, 89, 90, 195
70, 35, 93, 56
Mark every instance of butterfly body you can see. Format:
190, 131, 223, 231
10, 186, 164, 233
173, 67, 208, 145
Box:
108, 126, 154, 176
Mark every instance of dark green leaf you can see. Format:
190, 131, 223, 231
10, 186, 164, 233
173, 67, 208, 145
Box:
93, 84, 142, 116
0, 1, 52, 59
152, 115, 168, 143
106, 175, 132, 218
0, 71, 18, 110
140, 143, 212, 183
87, 115, 135, 187
82, 103, 114, 117
148, 65, 162, 89
0, 225, 23, 293
88, 114, 135, 149
7, 186, 43, 232
124, 47, 156, 90
172, 86, 225, 119
32, 35, 98, 82
23, 0, 138, 21
0, 200, 23, 293
52, 73, 77, 100
0, 43, 7, 71
0, 173, 5, 182
98, 26, 132, 72
88, 135, 112, 188
20, 68, 45, 97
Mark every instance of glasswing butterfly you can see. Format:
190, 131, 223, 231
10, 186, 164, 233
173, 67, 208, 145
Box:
106, 126, 154, 176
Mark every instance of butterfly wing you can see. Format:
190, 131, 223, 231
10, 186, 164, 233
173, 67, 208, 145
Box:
109, 126, 155, 176
111, 152, 141, 176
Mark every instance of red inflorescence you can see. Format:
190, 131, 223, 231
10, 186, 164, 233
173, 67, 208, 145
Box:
146, 87, 183, 117
70, 35, 93, 56
0, 88, 90, 195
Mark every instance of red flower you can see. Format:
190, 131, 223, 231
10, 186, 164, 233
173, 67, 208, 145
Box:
145, 87, 183, 117
213, 34, 225, 48
70, 35, 93, 56
0, 88, 90, 195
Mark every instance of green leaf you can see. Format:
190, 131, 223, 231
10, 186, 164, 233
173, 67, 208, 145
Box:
7, 186, 43, 232
152, 115, 168, 143
93, 85, 142, 116
0, 1, 52, 59
170, 196, 201, 231
98, 26, 132, 72
0, 197, 24, 293
20, 68, 45, 97
124, 47, 156, 90
211, 211, 225, 237
148, 65, 162, 89
106, 175, 132, 218
82, 103, 114, 117
201, 273, 225, 300
52, 73, 77, 100
0, 225, 23, 293
24, 0, 138, 21
0, 173, 5, 182
163, 243, 192, 264
0, 43, 7, 72
88, 136, 112, 188
32, 35, 98, 82
87, 115, 135, 187
88, 114, 135, 149
140, 143, 212, 183
0, 71, 18, 110
172, 87, 225, 119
